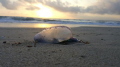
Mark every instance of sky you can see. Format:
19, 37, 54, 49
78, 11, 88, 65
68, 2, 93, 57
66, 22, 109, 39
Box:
0, 0, 120, 21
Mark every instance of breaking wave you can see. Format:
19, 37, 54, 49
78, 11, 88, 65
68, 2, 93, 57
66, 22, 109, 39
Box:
0, 16, 120, 26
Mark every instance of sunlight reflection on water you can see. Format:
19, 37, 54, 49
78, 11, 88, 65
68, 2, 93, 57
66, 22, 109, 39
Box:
0, 23, 118, 28
0, 23, 84, 28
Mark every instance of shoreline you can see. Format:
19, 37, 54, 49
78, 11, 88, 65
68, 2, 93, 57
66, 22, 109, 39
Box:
0, 26, 120, 67
0, 23, 120, 28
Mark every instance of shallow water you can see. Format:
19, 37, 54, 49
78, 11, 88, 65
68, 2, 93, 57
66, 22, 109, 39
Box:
0, 23, 120, 28
0, 23, 93, 28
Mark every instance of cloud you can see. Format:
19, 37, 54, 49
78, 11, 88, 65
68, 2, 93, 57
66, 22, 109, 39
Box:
23, 0, 37, 3
0, 0, 39, 10
26, 6, 40, 10
37, 0, 83, 13
0, 0, 120, 15
38, 0, 120, 15
85, 0, 120, 14
0, 0, 21, 10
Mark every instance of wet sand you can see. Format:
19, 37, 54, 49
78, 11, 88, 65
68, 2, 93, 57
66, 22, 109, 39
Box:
0, 27, 120, 67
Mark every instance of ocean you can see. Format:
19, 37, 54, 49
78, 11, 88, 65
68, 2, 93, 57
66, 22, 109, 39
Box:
0, 16, 120, 28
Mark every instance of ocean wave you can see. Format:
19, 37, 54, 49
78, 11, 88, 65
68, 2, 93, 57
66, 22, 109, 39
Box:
0, 16, 120, 26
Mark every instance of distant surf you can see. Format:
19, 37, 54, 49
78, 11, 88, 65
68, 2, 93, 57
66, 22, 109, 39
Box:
0, 16, 120, 28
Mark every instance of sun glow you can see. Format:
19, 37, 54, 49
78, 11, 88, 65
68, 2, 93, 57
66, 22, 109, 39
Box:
36, 24, 53, 28
36, 4, 53, 18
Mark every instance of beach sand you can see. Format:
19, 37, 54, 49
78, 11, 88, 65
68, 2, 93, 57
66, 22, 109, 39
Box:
0, 27, 120, 67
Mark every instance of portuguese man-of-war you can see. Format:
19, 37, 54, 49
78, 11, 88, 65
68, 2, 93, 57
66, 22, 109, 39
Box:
34, 26, 79, 46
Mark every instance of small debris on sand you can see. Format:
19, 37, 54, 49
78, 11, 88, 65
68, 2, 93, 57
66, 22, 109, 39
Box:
18, 42, 22, 44
3, 41, 6, 44
80, 55, 86, 58
79, 40, 90, 44
84, 41, 90, 44
27, 46, 33, 47
11, 42, 22, 46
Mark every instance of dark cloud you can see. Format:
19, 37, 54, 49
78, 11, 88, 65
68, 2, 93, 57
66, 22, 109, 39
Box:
0, 0, 21, 10
26, 6, 40, 10
85, 0, 120, 14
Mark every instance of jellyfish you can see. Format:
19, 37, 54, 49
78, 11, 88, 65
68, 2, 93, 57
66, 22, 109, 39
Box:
34, 26, 78, 45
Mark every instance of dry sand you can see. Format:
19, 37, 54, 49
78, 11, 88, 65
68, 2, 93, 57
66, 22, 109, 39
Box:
0, 27, 120, 67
